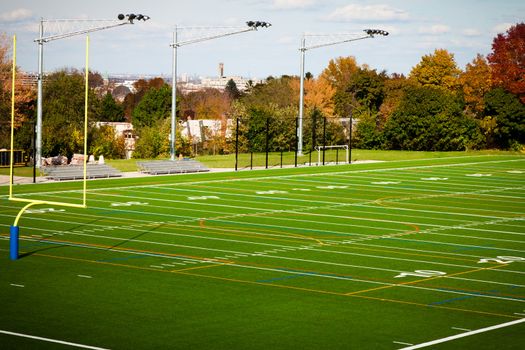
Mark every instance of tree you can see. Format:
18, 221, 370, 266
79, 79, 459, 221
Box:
185, 88, 231, 119
41, 69, 98, 158
97, 92, 125, 122
241, 76, 296, 110
409, 49, 461, 92
131, 84, 172, 128
122, 77, 166, 119
483, 87, 525, 149
89, 124, 126, 159
320, 56, 360, 90
225, 79, 241, 100
345, 68, 386, 113
488, 23, 525, 103
459, 54, 493, 113
0, 34, 35, 149
379, 74, 416, 124
133, 120, 169, 158
383, 86, 482, 151
289, 75, 335, 117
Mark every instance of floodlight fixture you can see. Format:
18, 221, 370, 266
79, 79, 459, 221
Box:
247, 21, 272, 29
364, 29, 389, 36
118, 13, 150, 23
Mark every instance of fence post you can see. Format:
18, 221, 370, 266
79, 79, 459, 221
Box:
348, 114, 353, 164
265, 117, 269, 169
235, 117, 239, 171
322, 117, 326, 166
294, 116, 298, 167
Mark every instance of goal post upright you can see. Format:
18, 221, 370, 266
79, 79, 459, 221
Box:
8, 36, 90, 261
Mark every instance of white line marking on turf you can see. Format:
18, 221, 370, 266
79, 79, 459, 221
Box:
399, 319, 525, 349
451, 327, 471, 332
10, 284, 24, 288
393, 341, 413, 346
77, 275, 92, 279
514, 313, 525, 316
0, 330, 111, 350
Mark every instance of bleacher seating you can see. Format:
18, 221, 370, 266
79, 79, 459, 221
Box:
42, 164, 122, 181
137, 159, 209, 175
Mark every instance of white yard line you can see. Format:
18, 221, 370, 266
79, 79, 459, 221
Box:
399, 318, 525, 349
0, 330, 111, 350
2, 157, 522, 200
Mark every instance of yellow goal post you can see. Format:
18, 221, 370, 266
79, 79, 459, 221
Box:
8, 34, 90, 260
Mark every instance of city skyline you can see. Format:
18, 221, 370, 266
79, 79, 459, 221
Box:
1, 0, 523, 79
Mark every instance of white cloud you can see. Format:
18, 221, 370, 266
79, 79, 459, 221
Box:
0, 8, 32, 22
462, 28, 481, 37
492, 22, 513, 34
325, 4, 409, 22
418, 24, 450, 35
272, 0, 317, 10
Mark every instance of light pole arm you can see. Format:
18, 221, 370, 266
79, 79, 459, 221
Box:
301, 34, 371, 52
171, 27, 256, 48
35, 21, 131, 43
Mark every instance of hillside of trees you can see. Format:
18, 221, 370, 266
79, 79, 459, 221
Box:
0, 23, 523, 160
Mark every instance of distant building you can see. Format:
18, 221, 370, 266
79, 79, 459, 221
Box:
95, 122, 136, 159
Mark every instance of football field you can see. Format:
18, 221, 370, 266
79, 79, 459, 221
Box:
1, 154, 524, 349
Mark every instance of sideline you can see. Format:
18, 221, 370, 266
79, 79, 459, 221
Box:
0, 329, 111, 349
399, 318, 525, 349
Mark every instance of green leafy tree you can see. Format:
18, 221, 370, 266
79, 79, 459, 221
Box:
335, 68, 386, 117
41, 69, 98, 158
354, 111, 385, 149
122, 77, 166, 119
225, 79, 241, 100
241, 76, 296, 110
89, 125, 126, 159
132, 84, 172, 128
383, 86, 482, 151
483, 87, 525, 149
98, 92, 125, 122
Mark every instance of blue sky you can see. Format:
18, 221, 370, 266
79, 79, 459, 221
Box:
0, 0, 523, 79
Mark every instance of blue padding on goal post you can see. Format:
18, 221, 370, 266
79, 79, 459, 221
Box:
10, 225, 19, 260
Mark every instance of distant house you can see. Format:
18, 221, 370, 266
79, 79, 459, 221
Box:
95, 122, 136, 159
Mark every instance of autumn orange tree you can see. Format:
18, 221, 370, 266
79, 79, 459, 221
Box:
488, 22, 525, 103
0, 34, 35, 149
459, 54, 493, 113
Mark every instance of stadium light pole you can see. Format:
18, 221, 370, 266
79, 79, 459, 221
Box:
297, 29, 388, 156
34, 14, 149, 169
169, 21, 271, 161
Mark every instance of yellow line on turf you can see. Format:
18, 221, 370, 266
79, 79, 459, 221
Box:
172, 263, 230, 273
346, 264, 508, 296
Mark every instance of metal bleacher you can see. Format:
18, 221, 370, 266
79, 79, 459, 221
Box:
42, 164, 122, 181
137, 159, 209, 175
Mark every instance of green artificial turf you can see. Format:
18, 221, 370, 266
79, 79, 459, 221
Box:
1, 154, 524, 349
